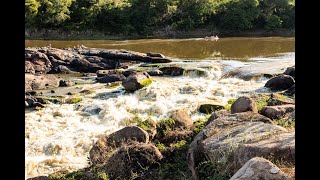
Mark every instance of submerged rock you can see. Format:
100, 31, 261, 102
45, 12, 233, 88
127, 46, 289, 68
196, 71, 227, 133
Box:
265, 75, 295, 91
96, 74, 126, 83
122, 72, 152, 92
230, 157, 290, 180
147, 69, 163, 76
159, 66, 184, 76
231, 96, 257, 114
221, 61, 295, 81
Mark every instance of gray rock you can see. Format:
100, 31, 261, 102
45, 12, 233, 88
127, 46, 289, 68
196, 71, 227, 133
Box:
187, 116, 286, 179
234, 132, 295, 168
170, 109, 193, 128
259, 105, 295, 120
25, 74, 60, 91
231, 96, 257, 114
159, 66, 184, 76
122, 72, 151, 92
230, 157, 290, 180
96, 74, 126, 83
147, 70, 163, 76
265, 75, 295, 91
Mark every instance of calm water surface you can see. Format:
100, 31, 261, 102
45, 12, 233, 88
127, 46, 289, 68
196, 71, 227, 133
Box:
25, 37, 295, 59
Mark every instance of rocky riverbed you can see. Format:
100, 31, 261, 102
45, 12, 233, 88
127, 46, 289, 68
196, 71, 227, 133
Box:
25, 46, 295, 179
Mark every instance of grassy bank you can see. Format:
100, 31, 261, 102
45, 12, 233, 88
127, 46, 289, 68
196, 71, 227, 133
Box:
25, 28, 295, 40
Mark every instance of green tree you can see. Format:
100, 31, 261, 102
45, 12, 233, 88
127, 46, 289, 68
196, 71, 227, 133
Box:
129, 0, 169, 34
37, 0, 73, 28
216, 0, 260, 31
25, 0, 41, 26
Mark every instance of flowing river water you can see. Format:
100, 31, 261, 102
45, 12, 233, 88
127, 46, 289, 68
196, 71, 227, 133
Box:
25, 37, 295, 179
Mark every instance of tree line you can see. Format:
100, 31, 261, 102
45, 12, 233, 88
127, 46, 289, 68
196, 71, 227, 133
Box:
25, 0, 295, 35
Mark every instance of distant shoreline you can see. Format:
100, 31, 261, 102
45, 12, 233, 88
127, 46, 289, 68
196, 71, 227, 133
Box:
25, 28, 295, 40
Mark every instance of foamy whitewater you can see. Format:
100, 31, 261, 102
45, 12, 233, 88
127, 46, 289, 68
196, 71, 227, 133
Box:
25, 53, 294, 179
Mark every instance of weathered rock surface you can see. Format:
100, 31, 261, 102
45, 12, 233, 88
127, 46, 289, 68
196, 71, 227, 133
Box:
89, 126, 149, 165
206, 110, 230, 126
27, 176, 49, 180
122, 72, 152, 92
259, 105, 295, 120
187, 115, 286, 179
25, 74, 60, 90
265, 75, 295, 91
25, 50, 52, 74
231, 96, 257, 114
234, 132, 295, 168
230, 157, 290, 180
170, 109, 193, 128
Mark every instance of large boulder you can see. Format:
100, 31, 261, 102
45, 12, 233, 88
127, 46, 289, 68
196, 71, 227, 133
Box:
283, 65, 295, 78
230, 157, 290, 180
259, 105, 295, 120
122, 72, 152, 92
231, 96, 257, 114
234, 132, 295, 168
89, 126, 149, 165
170, 109, 193, 128
25, 74, 60, 91
101, 143, 163, 179
187, 116, 286, 179
265, 75, 295, 91
159, 66, 184, 76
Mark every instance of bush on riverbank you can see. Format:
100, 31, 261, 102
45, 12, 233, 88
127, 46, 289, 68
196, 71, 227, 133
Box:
25, 0, 295, 38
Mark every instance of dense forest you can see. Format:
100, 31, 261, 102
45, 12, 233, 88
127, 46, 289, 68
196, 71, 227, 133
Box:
25, 0, 295, 36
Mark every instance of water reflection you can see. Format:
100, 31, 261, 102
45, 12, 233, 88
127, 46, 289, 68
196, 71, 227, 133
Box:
25, 37, 294, 59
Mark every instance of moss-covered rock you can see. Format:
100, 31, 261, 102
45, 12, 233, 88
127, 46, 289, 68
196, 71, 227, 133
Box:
65, 97, 82, 104
199, 103, 225, 114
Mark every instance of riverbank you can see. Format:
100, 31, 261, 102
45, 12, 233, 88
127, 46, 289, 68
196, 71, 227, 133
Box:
25, 28, 295, 40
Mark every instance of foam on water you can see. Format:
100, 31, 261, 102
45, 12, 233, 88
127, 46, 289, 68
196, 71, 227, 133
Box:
25, 55, 291, 178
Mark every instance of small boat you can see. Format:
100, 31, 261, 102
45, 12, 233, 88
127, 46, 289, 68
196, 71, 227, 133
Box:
204, 35, 219, 41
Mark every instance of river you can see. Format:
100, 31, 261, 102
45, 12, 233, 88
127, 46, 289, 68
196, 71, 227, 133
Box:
25, 37, 295, 179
